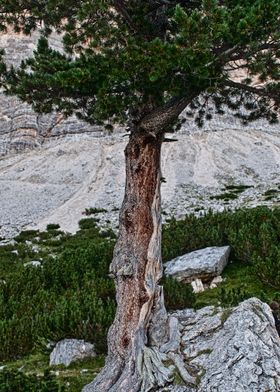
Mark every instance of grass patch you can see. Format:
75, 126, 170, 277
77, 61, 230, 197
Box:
46, 224, 61, 231
1, 354, 105, 392
194, 261, 276, 309
220, 309, 233, 325
14, 230, 39, 243
264, 189, 278, 196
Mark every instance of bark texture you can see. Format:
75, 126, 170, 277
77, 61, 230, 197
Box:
83, 129, 170, 392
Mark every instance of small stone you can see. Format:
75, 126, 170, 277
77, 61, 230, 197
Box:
46, 340, 56, 350
0, 239, 15, 246
210, 275, 223, 289
191, 279, 205, 293
57, 149, 66, 156
24, 260, 42, 268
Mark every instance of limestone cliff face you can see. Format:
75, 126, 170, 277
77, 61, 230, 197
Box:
0, 30, 105, 156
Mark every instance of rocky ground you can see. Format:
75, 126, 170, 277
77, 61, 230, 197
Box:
165, 298, 280, 392
0, 127, 280, 238
81, 298, 280, 392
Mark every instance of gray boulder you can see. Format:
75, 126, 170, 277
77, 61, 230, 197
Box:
23, 260, 42, 268
172, 298, 280, 392
164, 246, 230, 282
50, 339, 96, 367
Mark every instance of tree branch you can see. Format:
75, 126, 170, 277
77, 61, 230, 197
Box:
224, 79, 275, 99
139, 93, 197, 134
225, 42, 280, 63
113, 0, 137, 33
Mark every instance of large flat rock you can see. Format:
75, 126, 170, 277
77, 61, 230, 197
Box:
164, 246, 230, 282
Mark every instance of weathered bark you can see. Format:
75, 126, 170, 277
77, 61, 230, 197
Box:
139, 94, 197, 134
83, 128, 171, 392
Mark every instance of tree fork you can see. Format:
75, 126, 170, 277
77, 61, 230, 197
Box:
83, 129, 172, 392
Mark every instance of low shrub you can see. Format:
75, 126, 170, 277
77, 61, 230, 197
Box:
1, 207, 280, 362
218, 286, 252, 307
46, 224, 61, 231
83, 207, 107, 215
14, 230, 39, 243
0, 221, 116, 360
78, 218, 101, 230
210, 192, 239, 200
163, 277, 195, 310
162, 206, 280, 266
253, 247, 280, 289
0, 368, 64, 392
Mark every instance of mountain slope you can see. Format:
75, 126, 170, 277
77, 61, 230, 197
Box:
0, 127, 279, 238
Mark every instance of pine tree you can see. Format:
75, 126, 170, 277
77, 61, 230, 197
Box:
0, 1, 279, 391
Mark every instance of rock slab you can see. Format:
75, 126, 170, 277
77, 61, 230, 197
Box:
164, 246, 230, 282
49, 339, 96, 367
173, 298, 280, 392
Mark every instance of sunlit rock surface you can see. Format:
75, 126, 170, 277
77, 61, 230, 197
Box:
166, 298, 280, 391
164, 246, 230, 283
50, 339, 96, 367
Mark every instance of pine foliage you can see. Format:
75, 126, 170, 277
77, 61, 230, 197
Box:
0, 1, 279, 128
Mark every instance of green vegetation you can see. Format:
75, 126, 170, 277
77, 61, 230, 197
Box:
224, 185, 253, 193
1, 206, 280, 389
163, 277, 195, 310
0, 220, 117, 361
46, 224, 61, 231
162, 206, 280, 265
264, 189, 278, 196
263, 189, 279, 201
163, 207, 280, 308
0, 356, 105, 392
0, 368, 64, 392
210, 184, 254, 202
14, 230, 39, 243
83, 208, 108, 216
210, 192, 239, 201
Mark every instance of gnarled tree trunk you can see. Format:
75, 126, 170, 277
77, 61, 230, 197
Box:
83, 128, 172, 392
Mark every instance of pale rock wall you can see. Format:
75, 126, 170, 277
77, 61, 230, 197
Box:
0, 30, 105, 156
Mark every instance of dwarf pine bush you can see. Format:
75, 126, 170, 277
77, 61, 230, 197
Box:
0, 369, 64, 392
1, 207, 280, 361
162, 206, 280, 266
